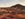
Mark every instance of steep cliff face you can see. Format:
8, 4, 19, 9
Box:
0, 4, 25, 19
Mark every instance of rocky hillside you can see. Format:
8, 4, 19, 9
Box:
0, 4, 25, 19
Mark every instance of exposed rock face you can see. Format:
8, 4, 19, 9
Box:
0, 4, 25, 19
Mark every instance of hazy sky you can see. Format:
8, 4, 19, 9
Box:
0, 0, 25, 7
